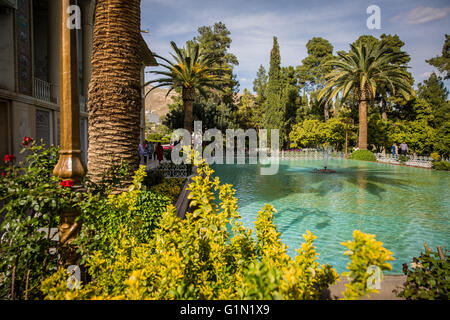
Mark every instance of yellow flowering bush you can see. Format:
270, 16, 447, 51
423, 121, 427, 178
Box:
41, 158, 394, 300
150, 177, 185, 204
341, 230, 395, 299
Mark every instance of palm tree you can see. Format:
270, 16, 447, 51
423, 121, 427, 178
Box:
146, 41, 227, 132
318, 42, 414, 150
87, 0, 142, 186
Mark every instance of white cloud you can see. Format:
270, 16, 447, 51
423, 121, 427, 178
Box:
392, 6, 450, 25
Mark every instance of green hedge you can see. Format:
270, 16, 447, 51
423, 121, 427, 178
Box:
349, 150, 377, 162
432, 161, 450, 171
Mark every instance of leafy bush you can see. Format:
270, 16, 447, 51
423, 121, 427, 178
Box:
396, 244, 449, 300
142, 169, 165, 188
41, 158, 394, 300
430, 152, 441, 161
76, 166, 170, 261
0, 141, 74, 300
150, 178, 185, 204
349, 150, 377, 162
341, 230, 394, 299
432, 161, 450, 171
398, 155, 410, 164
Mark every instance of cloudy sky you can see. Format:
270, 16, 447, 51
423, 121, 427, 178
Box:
141, 0, 450, 92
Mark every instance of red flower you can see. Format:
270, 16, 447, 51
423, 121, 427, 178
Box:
22, 136, 33, 147
1, 172, 6, 177
4, 154, 15, 163
402, 263, 409, 273
60, 179, 75, 188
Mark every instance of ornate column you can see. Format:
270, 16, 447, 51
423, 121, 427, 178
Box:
53, 0, 86, 268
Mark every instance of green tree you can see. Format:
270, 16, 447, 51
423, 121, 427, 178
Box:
417, 73, 450, 127
367, 113, 394, 152
426, 34, 450, 80
252, 65, 269, 129
147, 41, 227, 132
264, 37, 283, 142
323, 117, 347, 150
318, 41, 414, 150
190, 22, 239, 105
379, 34, 414, 120
391, 120, 435, 155
296, 37, 334, 121
280, 67, 301, 146
236, 88, 256, 129
289, 119, 326, 148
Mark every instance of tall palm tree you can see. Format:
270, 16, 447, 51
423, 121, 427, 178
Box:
146, 41, 227, 132
318, 42, 414, 150
88, 0, 142, 186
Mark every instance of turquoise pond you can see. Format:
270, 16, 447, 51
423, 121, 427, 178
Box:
211, 159, 450, 274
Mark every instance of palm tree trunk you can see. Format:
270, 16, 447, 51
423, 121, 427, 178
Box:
324, 101, 329, 122
358, 100, 368, 150
381, 99, 388, 120
182, 87, 195, 132
87, 0, 142, 187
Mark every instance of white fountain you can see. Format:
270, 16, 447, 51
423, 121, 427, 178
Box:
317, 143, 336, 173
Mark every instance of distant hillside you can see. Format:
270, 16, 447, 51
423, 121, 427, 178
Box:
144, 86, 253, 124
144, 85, 179, 121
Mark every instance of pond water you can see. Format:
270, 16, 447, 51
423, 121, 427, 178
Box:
212, 159, 450, 274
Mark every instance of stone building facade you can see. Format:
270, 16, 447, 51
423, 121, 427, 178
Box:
0, 0, 156, 165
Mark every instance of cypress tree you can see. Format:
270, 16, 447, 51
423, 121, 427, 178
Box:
264, 36, 282, 131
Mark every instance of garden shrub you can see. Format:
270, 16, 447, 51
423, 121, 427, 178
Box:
430, 152, 441, 161
432, 161, 450, 171
41, 158, 394, 300
396, 244, 449, 300
0, 141, 73, 300
349, 150, 377, 162
398, 155, 410, 164
76, 166, 170, 261
142, 169, 165, 188
341, 230, 395, 299
150, 178, 185, 204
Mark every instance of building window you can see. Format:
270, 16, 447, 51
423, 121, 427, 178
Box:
35, 108, 53, 146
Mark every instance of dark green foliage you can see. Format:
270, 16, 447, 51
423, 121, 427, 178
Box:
417, 73, 450, 128
76, 170, 171, 262
296, 37, 334, 92
432, 161, 450, 171
143, 169, 165, 188
397, 245, 449, 300
191, 21, 239, 104
397, 155, 410, 164
264, 36, 282, 132
0, 143, 71, 300
349, 150, 377, 162
163, 98, 236, 131
426, 34, 450, 80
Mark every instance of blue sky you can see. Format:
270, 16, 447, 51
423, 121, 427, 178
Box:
141, 0, 450, 93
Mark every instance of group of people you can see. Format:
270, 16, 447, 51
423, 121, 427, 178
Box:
391, 141, 408, 157
138, 140, 164, 165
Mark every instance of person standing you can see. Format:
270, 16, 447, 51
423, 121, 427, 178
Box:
156, 142, 164, 164
138, 142, 145, 164
391, 143, 398, 158
148, 142, 154, 162
142, 140, 149, 165
399, 141, 408, 156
